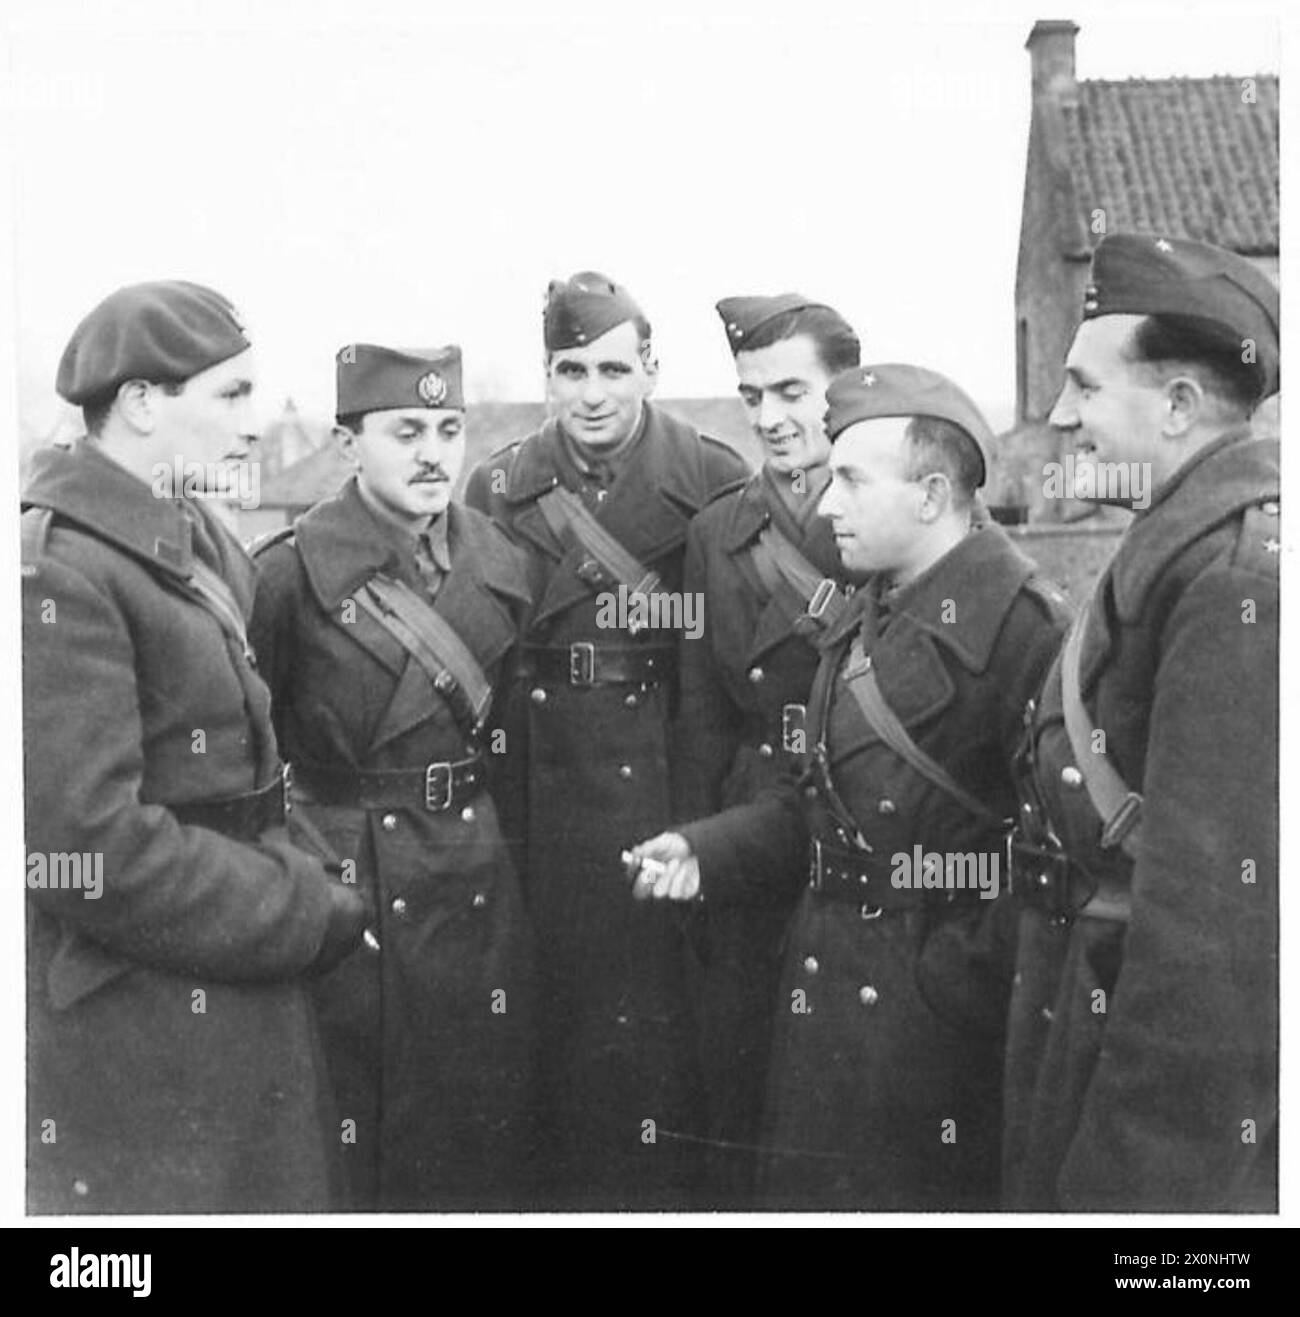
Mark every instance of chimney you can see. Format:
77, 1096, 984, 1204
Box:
1026, 19, 1080, 101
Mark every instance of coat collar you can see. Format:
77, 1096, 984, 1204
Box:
1109, 428, 1279, 622
821, 522, 1036, 674
293, 477, 529, 614
503, 403, 712, 521
23, 440, 203, 581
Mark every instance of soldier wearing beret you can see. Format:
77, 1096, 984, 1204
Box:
23, 281, 365, 1213
632, 364, 1068, 1209
1002, 234, 1279, 1211
249, 345, 538, 1211
464, 272, 750, 1206
672, 294, 860, 1203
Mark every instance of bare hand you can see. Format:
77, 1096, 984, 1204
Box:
624, 833, 701, 902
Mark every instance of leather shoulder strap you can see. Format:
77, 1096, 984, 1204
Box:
537, 485, 660, 595
1059, 611, 1143, 856
185, 558, 254, 660
750, 523, 846, 632
356, 574, 494, 732
840, 635, 1006, 831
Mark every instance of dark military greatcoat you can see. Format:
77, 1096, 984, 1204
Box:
1002, 430, 1278, 1212
673, 465, 845, 1201
681, 523, 1068, 1210
250, 480, 538, 1211
23, 441, 355, 1215
465, 402, 749, 1207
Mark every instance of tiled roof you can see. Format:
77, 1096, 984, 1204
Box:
1063, 76, 1279, 255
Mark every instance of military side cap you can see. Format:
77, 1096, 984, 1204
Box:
1084, 233, 1280, 396
544, 271, 645, 351
57, 280, 250, 404
715, 293, 830, 352
824, 363, 993, 486
335, 344, 464, 418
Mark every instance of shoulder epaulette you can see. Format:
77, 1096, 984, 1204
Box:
20, 505, 55, 569
1022, 573, 1074, 622
247, 524, 296, 558
1232, 497, 1281, 580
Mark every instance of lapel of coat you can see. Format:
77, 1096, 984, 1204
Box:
366, 506, 529, 751
514, 404, 710, 628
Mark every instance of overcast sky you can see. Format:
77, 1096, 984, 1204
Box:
1, 0, 1284, 437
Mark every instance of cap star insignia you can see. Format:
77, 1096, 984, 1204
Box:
862, 371, 877, 387
1264, 537, 1280, 553
1155, 238, 1173, 252
416, 370, 447, 406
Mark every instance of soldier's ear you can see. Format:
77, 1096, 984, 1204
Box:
1163, 375, 1203, 437
639, 342, 660, 393
334, 423, 362, 468
116, 379, 157, 435
917, 471, 953, 523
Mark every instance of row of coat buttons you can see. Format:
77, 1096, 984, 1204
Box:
531, 689, 643, 707
380, 807, 476, 830
802, 956, 879, 1006
386, 891, 488, 920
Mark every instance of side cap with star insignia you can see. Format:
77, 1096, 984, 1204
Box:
57, 280, 252, 404
1083, 233, 1280, 397
823, 362, 994, 486
714, 293, 832, 353
335, 344, 464, 420
544, 271, 646, 351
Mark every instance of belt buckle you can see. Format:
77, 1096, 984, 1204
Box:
425, 761, 454, 811
569, 641, 596, 687
781, 703, 807, 753
806, 578, 837, 620
281, 762, 293, 817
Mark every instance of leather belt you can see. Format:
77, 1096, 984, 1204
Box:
807, 836, 977, 917
523, 642, 676, 688
291, 754, 485, 813
1006, 827, 1131, 924
170, 770, 287, 840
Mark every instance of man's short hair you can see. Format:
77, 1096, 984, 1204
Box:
545, 314, 653, 367
1125, 313, 1268, 412
335, 412, 366, 435
82, 379, 185, 437
899, 415, 983, 509
735, 305, 861, 376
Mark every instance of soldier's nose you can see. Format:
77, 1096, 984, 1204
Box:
1048, 388, 1078, 431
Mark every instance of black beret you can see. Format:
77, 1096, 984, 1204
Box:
336, 344, 464, 419
57, 280, 250, 405
715, 293, 831, 353
824, 363, 992, 486
1084, 233, 1279, 396
544, 271, 645, 351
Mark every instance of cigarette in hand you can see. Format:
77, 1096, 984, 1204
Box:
621, 849, 666, 877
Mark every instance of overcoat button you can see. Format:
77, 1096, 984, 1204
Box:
1261, 501, 1279, 516
758, 743, 774, 759
1040, 1006, 1054, 1022
747, 667, 764, 684
619, 764, 633, 779
877, 799, 896, 815
624, 692, 639, 708
73, 1179, 89, 1197
803, 955, 819, 975
1061, 766, 1084, 789
460, 805, 476, 822
381, 813, 398, 831
472, 892, 487, 909
858, 985, 879, 1007
391, 897, 408, 917
530, 687, 548, 705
